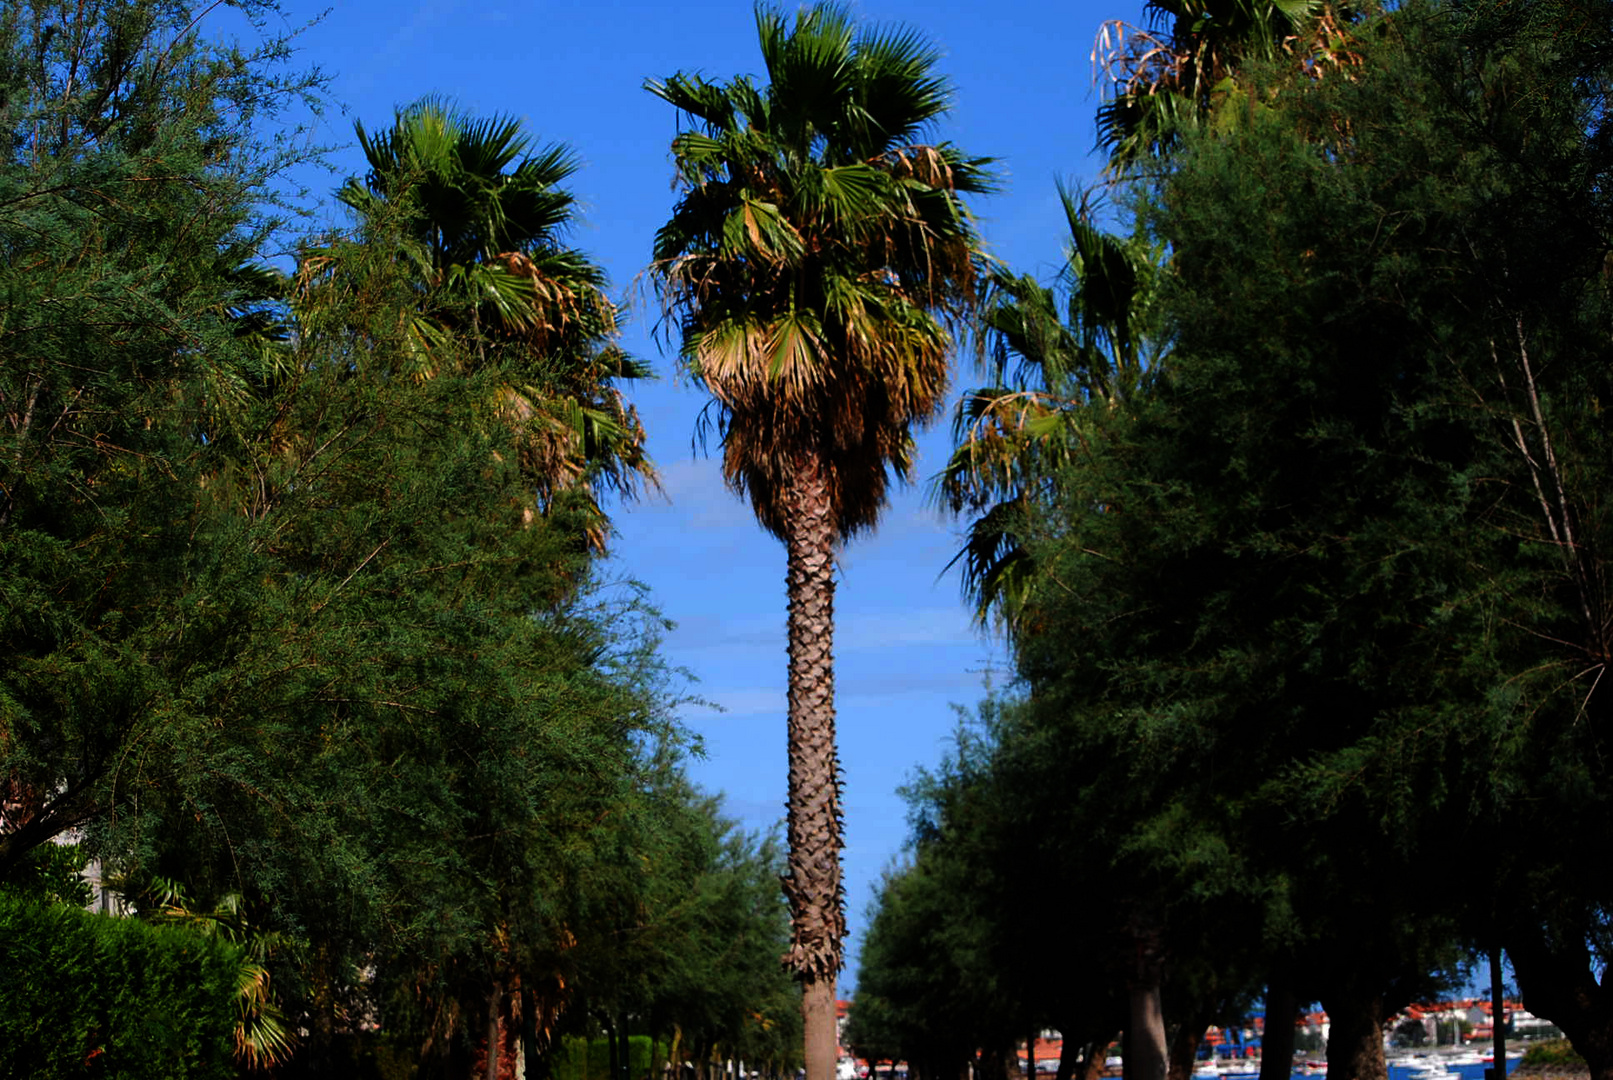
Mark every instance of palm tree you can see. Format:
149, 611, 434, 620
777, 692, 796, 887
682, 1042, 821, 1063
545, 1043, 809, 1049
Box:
646, 6, 991, 1076
936, 186, 1164, 635
300, 99, 655, 547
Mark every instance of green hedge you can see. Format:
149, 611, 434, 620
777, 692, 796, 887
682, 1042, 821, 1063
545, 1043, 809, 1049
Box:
0, 894, 241, 1079
551, 1035, 654, 1080
1522, 1040, 1587, 1069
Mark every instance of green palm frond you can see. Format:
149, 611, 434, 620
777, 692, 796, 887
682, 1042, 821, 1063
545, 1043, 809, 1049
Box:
648, 2, 993, 542
301, 97, 658, 543
936, 187, 1166, 633
143, 880, 296, 1070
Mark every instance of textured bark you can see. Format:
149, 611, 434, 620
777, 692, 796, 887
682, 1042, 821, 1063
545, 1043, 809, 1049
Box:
804, 979, 839, 1080
1258, 981, 1297, 1080
1320, 985, 1386, 1080
781, 450, 846, 1080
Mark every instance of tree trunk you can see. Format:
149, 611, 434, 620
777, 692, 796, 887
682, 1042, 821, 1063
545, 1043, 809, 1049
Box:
1055, 1037, 1081, 1080
782, 449, 846, 1080
1129, 988, 1167, 1080
1051, 1038, 1077, 1080
1508, 929, 1613, 1080
1320, 985, 1386, 1080
1085, 1041, 1112, 1080
479, 976, 513, 1080
521, 987, 539, 1080
1259, 982, 1297, 1080
1166, 1013, 1204, 1080
1490, 950, 1507, 1080
668, 1027, 683, 1080
1127, 914, 1168, 1080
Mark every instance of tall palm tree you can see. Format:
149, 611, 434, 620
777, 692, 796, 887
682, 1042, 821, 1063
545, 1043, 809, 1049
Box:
300, 100, 655, 547
646, 6, 991, 1077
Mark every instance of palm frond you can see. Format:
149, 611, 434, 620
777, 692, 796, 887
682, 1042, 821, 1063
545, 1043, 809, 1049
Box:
648, 1, 992, 542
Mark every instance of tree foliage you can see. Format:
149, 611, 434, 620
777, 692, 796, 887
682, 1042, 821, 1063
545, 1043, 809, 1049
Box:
885, 5, 1613, 1080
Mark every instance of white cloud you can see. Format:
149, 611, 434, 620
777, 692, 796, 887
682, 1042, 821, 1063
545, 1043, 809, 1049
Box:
693, 687, 785, 719
837, 606, 976, 650
638, 457, 758, 531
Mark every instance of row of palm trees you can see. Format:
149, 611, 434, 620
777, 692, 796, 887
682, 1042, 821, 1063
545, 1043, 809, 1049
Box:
301, 0, 1328, 1074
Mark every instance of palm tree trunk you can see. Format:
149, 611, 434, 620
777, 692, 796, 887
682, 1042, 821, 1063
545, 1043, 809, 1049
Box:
781, 449, 846, 1080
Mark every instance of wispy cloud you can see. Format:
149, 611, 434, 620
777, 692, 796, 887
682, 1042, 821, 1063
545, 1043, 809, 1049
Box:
691, 687, 785, 719
667, 605, 973, 654
347, 0, 463, 96
837, 606, 975, 650
640, 457, 758, 530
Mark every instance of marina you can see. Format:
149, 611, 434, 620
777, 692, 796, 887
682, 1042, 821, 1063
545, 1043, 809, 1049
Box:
1184, 1052, 1526, 1080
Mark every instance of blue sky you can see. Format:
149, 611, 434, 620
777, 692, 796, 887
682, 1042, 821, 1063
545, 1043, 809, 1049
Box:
258, 0, 1140, 991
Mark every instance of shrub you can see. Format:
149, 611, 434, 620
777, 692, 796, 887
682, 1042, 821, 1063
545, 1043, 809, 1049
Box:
551, 1035, 655, 1080
1522, 1041, 1587, 1070
0, 894, 240, 1079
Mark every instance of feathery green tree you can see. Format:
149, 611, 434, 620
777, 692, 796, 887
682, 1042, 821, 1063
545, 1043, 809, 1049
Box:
0, 0, 321, 882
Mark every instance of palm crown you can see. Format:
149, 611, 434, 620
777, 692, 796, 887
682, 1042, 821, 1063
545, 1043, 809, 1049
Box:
938, 187, 1166, 631
1095, 0, 1335, 168
304, 100, 655, 545
648, 3, 993, 540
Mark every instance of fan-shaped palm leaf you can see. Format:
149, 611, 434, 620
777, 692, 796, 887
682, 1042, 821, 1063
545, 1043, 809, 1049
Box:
937, 187, 1165, 632
303, 99, 656, 545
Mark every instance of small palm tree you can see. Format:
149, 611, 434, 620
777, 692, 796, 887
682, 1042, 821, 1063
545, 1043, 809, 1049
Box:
301, 100, 655, 546
647, 5, 991, 1076
937, 187, 1164, 635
